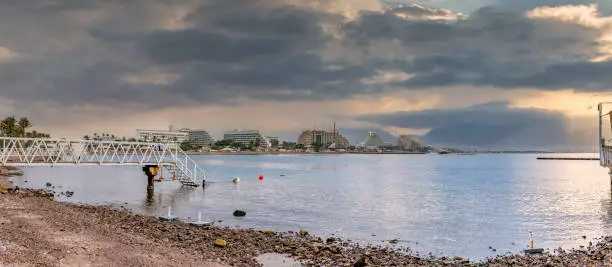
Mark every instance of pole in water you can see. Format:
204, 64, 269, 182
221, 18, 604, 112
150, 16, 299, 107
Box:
159, 206, 178, 221
190, 211, 211, 227
524, 231, 544, 254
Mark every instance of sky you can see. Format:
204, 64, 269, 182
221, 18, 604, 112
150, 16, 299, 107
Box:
1, 0, 612, 151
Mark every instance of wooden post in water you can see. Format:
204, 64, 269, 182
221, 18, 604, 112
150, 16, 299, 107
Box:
142, 165, 159, 187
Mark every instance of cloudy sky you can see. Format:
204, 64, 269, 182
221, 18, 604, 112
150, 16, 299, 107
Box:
1, 0, 611, 150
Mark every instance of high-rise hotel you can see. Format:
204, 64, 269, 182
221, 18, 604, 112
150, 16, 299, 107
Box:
223, 130, 272, 147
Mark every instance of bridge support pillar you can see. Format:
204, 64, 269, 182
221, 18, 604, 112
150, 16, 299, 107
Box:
143, 165, 159, 187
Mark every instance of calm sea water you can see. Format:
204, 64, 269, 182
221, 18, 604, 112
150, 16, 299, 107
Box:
11, 153, 612, 259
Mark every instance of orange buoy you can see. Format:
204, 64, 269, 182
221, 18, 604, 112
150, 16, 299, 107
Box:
258, 174, 264, 180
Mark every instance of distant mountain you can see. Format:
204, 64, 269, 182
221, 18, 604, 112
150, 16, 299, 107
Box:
418, 121, 596, 152
338, 128, 397, 145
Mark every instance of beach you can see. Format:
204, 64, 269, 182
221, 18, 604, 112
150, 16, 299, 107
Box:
0, 169, 438, 266
4, 167, 612, 266
0, 170, 227, 267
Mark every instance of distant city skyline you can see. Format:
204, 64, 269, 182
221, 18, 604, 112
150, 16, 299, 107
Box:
0, 0, 609, 152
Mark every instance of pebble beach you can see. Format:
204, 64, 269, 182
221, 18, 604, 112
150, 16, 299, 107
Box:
3, 169, 612, 266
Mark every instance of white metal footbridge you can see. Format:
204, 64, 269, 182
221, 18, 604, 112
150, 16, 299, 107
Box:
599, 103, 612, 172
0, 137, 210, 187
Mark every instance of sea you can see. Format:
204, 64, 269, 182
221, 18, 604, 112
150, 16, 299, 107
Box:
11, 153, 612, 260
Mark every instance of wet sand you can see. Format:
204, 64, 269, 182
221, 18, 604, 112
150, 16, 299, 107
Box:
4, 168, 612, 266
0, 171, 227, 267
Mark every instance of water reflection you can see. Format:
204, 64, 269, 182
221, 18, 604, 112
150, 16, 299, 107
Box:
145, 185, 154, 206
602, 186, 612, 229
15, 154, 612, 259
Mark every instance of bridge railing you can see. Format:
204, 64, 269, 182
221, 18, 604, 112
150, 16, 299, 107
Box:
600, 103, 612, 167
0, 138, 210, 186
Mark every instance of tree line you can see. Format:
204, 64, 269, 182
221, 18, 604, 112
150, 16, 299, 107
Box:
83, 133, 137, 142
0, 116, 50, 138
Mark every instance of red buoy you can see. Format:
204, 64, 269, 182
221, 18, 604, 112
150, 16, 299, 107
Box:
258, 174, 264, 180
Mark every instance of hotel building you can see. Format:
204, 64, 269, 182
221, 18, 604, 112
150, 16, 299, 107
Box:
137, 128, 189, 143
188, 130, 215, 147
137, 126, 214, 146
297, 130, 350, 148
223, 130, 272, 147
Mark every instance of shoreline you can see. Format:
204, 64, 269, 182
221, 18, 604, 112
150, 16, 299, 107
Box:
2, 171, 612, 266
185, 151, 563, 156
0, 178, 437, 266
186, 151, 429, 156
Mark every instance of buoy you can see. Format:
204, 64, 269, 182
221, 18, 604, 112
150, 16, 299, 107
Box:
233, 177, 240, 184
258, 174, 264, 180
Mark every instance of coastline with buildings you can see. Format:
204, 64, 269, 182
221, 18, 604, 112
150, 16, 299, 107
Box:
80, 124, 558, 155
118, 123, 445, 155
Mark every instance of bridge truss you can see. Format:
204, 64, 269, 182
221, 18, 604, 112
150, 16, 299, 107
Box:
0, 137, 210, 187
599, 103, 612, 168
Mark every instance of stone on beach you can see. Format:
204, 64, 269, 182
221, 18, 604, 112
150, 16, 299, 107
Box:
215, 239, 227, 247
8, 168, 612, 266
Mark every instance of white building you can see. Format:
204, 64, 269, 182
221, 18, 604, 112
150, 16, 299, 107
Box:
363, 131, 384, 150
137, 127, 189, 143
223, 130, 271, 147
188, 130, 215, 147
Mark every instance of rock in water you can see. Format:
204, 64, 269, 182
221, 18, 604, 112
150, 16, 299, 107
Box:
45, 182, 52, 187
215, 239, 227, 247
299, 229, 309, 236
233, 210, 246, 217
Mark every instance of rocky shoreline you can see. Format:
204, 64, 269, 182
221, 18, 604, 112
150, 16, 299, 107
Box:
3, 171, 612, 266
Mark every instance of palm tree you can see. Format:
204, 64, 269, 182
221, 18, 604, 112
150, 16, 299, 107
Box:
17, 117, 32, 137
1, 117, 17, 137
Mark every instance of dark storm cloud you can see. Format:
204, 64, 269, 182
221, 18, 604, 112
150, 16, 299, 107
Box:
344, 5, 607, 90
0, 0, 609, 109
140, 29, 288, 64
133, 0, 378, 102
169, 54, 374, 101
139, 2, 335, 65
356, 101, 570, 147
497, 0, 612, 15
